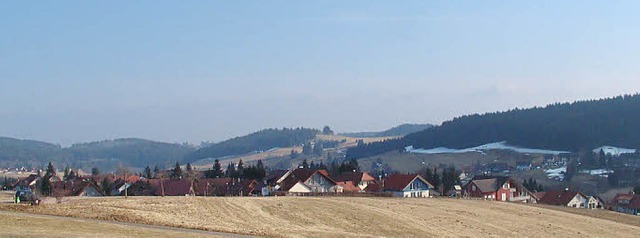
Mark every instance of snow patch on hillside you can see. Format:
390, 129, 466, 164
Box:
405, 141, 569, 155
592, 146, 636, 156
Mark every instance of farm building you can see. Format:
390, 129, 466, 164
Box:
463, 175, 531, 202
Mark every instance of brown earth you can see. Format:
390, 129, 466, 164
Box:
1, 194, 639, 238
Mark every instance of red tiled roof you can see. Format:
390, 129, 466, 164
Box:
278, 169, 336, 192
334, 172, 376, 184
51, 178, 103, 196
538, 190, 585, 206
383, 174, 432, 191
336, 181, 360, 192
364, 182, 382, 192
145, 179, 193, 196
613, 193, 640, 209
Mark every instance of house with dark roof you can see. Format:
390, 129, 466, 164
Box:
51, 178, 104, 197
273, 168, 339, 195
536, 189, 588, 208
611, 193, 640, 215
463, 175, 531, 202
383, 174, 433, 198
13, 174, 40, 191
334, 172, 377, 191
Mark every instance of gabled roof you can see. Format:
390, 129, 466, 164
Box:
51, 178, 104, 196
334, 172, 376, 184
364, 182, 382, 192
336, 181, 360, 192
538, 190, 586, 206
383, 174, 433, 191
466, 175, 512, 193
143, 179, 193, 196
613, 193, 640, 209
278, 169, 336, 192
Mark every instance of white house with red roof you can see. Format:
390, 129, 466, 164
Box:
383, 174, 434, 198
275, 168, 340, 195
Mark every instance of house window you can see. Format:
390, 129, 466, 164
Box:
472, 185, 476, 191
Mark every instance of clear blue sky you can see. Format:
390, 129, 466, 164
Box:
2, 1, 639, 145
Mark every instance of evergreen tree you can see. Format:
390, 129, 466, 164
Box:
256, 160, 266, 179
91, 167, 100, 177
63, 166, 70, 180
212, 159, 223, 178
301, 159, 309, 169
39, 176, 52, 196
237, 160, 245, 178
171, 161, 183, 179
101, 177, 113, 196
634, 186, 640, 195
186, 163, 195, 177
322, 126, 334, 135
313, 142, 324, 156
290, 150, 299, 159
68, 170, 77, 180
226, 162, 236, 177
302, 142, 313, 155
143, 166, 153, 179
153, 165, 160, 179
46, 162, 56, 177
431, 167, 440, 191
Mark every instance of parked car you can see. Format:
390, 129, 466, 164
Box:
14, 190, 40, 205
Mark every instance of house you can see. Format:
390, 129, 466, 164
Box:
51, 179, 104, 197
611, 193, 640, 215
383, 174, 433, 198
336, 181, 361, 193
127, 179, 194, 196
13, 174, 40, 191
274, 168, 339, 195
587, 196, 605, 209
536, 189, 588, 208
463, 175, 531, 202
334, 172, 377, 191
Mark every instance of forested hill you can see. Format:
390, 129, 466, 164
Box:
0, 137, 194, 170
340, 124, 433, 138
347, 94, 640, 159
183, 127, 320, 163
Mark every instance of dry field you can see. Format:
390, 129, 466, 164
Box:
1, 195, 639, 238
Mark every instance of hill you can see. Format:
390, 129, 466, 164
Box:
183, 128, 319, 164
347, 94, 640, 159
0, 137, 62, 168
3, 196, 639, 237
0, 137, 194, 170
340, 123, 433, 138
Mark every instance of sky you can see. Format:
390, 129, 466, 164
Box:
1, 1, 640, 146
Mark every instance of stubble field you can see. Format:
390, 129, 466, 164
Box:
2, 193, 639, 238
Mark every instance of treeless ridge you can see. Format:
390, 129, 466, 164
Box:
2, 196, 639, 237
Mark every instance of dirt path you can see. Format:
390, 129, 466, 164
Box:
0, 210, 258, 238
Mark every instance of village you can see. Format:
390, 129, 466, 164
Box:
4, 158, 639, 218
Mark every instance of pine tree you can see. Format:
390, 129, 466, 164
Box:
302, 142, 313, 155
63, 166, 70, 180
256, 160, 266, 179
186, 163, 195, 178
153, 165, 160, 179
40, 176, 52, 196
101, 177, 113, 196
45, 162, 56, 178
301, 159, 309, 169
91, 167, 100, 177
68, 170, 77, 180
212, 159, 223, 178
237, 160, 245, 179
171, 161, 183, 179
143, 166, 152, 179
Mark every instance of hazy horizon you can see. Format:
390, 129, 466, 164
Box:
2, 1, 640, 146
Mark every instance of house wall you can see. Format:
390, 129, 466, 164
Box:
393, 178, 430, 198
81, 186, 104, 197
304, 173, 334, 193
288, 182, 312, 193
567, 195, 588, 208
